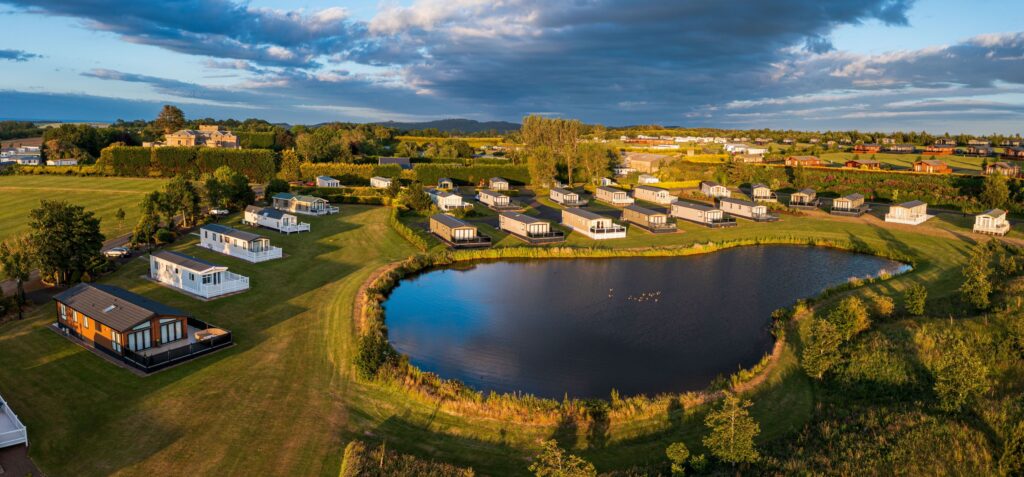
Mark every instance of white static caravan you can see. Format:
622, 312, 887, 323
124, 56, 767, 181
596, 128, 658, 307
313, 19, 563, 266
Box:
199, 224, 282, 263
671, 201, 736, 228
316, 176, 340, 188
0, 392, 28, 449
549, 187, 588, 207
973, 209, 1011, 236
498, 212, 565, 243
718, 197, 778, 222
750, 183, 777, 202
594, 186, 635, 206
477, 189, 513, 209
370, 176, 393, 189
428, 190, 470, 211
271, 193, 339, 216
633, 185, 676, 205
700, 181, 731, 199
884, 200, 932, 225
244, 206, 310, 234
489, 177, 510, 191
561, 207, 627, 240
637, 174, 660, 185
149, 250, 249, 299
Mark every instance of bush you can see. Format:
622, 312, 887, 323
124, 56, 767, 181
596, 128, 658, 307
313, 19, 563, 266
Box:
389, 208, 428, 252
904, 284, 927, 315
154, 228, 175, 244
299, 163, 402, 184
354, 332, 396, 379
872, 295, 895, 317
235, 131, 275, 149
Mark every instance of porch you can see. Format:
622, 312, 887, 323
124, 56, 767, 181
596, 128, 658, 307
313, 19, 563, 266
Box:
179, 272, 249, 299
510, 230, 566, 244
830, 204, 870, 217
0, 394, 27, 449
279, 222, 311, 234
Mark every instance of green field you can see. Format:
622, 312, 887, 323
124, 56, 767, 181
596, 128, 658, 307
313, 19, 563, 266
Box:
0, 176, 166, 242
820, 152, 988, 173
2, 197, 1017, 475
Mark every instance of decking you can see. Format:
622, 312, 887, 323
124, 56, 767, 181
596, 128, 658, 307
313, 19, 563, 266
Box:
0, 393, 27, 449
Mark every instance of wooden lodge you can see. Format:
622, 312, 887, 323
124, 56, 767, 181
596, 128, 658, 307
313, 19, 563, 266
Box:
489, 177, 510, 191
595, 186, 635, 206
498, 212, 565, 243
370, 176, 393, 189
477, 189, 518, 210
923, 145, 955, 155
150, 250, 250, 299
315, 175, 340, 188
429, 214, 491, 248
884, 200, 932, 225
733, 153, 764, 164
830, 193, 870, 216
986, 162, 1022, 178
886, 144, 916, 154
973, 209, 1011, 236
621, 204, 677, 233
700, 181, 731, 199
244, 205, 310, 234
718, 197, 778, 222
561, 207, 627, 240
671, 201, 736, 228
53, 283, 232, 373
1001, 147, 1024, 160
549, 187, 587, 207
437, 177, 455, 190
913, 159, 952, 174
623, 152, 669, 173
965, 145, 993, 157
272, 193, 339, 216
200, 224, 282, 263
750, 183, 777, 202
633, 185, 677, 205
789, 188, 819, 209
845, 159, 882, 170
785, 155, 823, 167
853, 144, 882, 154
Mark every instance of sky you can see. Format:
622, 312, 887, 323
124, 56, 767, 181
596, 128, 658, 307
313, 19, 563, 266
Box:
2, 0, 1024, 134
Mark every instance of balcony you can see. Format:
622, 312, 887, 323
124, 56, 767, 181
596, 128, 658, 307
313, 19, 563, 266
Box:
199, 243, 283, 263
447, 235, 492, 248
830, 204, 870, 217
788, 198, 820, 209
280, 222, 311, 234
183, 272, 249, 299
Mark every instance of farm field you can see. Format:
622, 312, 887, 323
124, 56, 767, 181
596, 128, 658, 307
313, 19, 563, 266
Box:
820, 151, 988, 173
0, 201, 1019, 475
0, 175, 165, 241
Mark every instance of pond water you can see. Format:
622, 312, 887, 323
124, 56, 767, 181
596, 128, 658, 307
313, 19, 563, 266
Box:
384, 246, 907, 399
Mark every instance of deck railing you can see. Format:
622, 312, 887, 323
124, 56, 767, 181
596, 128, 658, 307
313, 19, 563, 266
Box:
0, 394, 28, 448
179, 272, 249, 299
590, 225, 627, 234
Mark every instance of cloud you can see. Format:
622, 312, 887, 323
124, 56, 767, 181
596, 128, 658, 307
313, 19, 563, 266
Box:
0, 49, 40, 61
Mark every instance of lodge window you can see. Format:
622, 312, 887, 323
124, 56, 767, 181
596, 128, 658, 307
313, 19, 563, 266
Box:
83, 316, 90, 328
59, 303, 67, 321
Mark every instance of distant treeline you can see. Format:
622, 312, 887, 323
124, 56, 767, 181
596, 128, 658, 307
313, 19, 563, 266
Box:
0, 120, 42, 140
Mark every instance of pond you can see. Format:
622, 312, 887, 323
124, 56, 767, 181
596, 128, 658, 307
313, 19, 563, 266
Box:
384, 246, 907, 399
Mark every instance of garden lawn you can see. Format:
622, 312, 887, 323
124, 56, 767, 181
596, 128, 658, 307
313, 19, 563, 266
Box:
0, 175, 166, 241
0, 203, 994, 476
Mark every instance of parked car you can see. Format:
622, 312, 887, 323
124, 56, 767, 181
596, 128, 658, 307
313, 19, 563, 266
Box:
209, 208, 230, 216
102, 247, 131, 258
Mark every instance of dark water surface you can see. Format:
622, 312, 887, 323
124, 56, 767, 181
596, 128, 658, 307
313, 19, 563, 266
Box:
384, 246, 906, 398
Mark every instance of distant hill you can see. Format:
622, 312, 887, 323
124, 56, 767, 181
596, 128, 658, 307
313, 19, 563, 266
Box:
373, 118, 520, 134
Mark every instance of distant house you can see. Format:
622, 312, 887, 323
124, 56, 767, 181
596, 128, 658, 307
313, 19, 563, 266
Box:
428, 190, 470, 211
9, 155, 41, 165
163, 125, 239, 149
272, 193, 338, 216
621, 204, 677, 233
370, 176, 393, 189
967, 139, 990, 147
595, 186, 635, 206
550, 187, 587, 207
199, 224, 282, 263
789, 188, 819, 209
599, 177, 616, 186
633, 185, 676, 205
886, 144, 916, 154
429, 214, 490, 248
986, 162, 1022, 177
53, 283, 232, 372
46, 158, 79, 166
923, 145, 955, 155
378, 157, 412, 169
853, 144, 882, 154
913, 159, 952, 174
785, 155, 823, 167
733, 153, 764, 164
973, 209, 1011, 236
244, 205, 310, 234
830, 193, 869, 216
637, 174, 660, 184
498, 212, 565, 243
885, 200, 932, 225
437, 177, 455, 190
718, 197, 778, 222
0, 391, 27, 449
965, 145, 993, 157
623, 152, 670, 173
750, 183, 777, 202
845, 159, 882, 170
935, 138, 957, 146
150, 250, 249, 299
671, 201, 735, 228
1001, 147, 1024, 160
477, 189, 514, 210
316, 176, 340, 188
700, 181, 731, 199
561, 207, 627, 240
489, 177, 510, 191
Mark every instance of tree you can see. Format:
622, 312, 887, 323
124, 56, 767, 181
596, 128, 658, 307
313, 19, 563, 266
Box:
960, 244, 994, 310
265, 178, 290, 198
155, 105, 185, 134
1000, 420, 1024, 477
576, 143, 614, 184
277, 149, 302, 182
114, 207, 126, 234
163, 175, 201, 228
0, 234, 34, 319
395, 141, 420, 158
981, 172, 1011, 210
802, 317, 845, 379
904, 284, 927, 315
931, 335, 990, 413
703, 392, 760, 465
528, 440, 597, 477
296, 127, 343, 163
383, 177, 402, 199
666, 442, 690, 476
527, 146, 558, 188
27, 201, 104, 285
132, 192, 163, 248
401, 182, 433, 212
213, 166, 255, 210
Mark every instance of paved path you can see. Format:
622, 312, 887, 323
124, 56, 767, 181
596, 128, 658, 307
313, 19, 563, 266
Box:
0, 444, 42, 477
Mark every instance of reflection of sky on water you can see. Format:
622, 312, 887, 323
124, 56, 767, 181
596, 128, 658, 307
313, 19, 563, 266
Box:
385, 246, 905, 399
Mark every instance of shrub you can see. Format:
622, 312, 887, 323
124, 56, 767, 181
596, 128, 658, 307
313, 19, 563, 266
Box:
872, 295, 895, 317
354, 332, 396, 379
904, 284, 928, 315
154, 228, 175, 244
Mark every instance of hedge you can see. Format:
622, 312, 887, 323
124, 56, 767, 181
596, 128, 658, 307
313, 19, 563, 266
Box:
197, 148, 276, 182
16, 165, 103, 176
152, 147, 197, 177
298, 163, 403, 184
96, 145, 277, 182
235, 131, 275, 149
411, 164, 530, 186
388, 208, 428, 252
99, 146, 151, 177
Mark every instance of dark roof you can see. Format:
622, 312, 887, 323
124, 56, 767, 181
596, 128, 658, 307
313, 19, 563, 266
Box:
499, 211, 543, 224
550, 187, 576, 196
897, 200, 927, 208
842, 193, 865, 201
490, 177, 508, 182
701, 180, 722, 187
635, 185, 666, 193
719, 197, 757, 207
479, 189, 503, 198
201, 224, 263, 242
151, 250, 221, 273
673, 201, 716, 211
563, 207, 607, 221
430, 213, 473, 229
53, 283, 190, 332
597, 186, 625, 193
796, 188, 816, 195
624, 204, 664, 216
272, 192, 294, 200
379, 157, 412, 169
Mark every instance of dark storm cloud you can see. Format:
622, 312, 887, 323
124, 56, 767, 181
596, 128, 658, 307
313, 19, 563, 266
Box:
0, 49, 39, 61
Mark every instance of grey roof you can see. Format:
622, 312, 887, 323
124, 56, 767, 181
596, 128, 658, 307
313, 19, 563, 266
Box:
245, 205, 263, 214
841, 193, 865, 201
751, 183, 769, 189
53, 283, 190, 332
635, 185, 666, 193
597, 186, 625, 194
379, 157, 412, 169
624, 204, 664, 216
430, 189, 455, 198
796, 188, 816, 195
430, 213, 473, 229
563, 207, 608, 221
701, 180, 722, 187
897, 200, 927, 208
981, 208, 1007, 217
151, 250, 222, 273
719, 197, 757, 207
673, 201, 716, 211
478, 189, 503, 198
550, 187, 576, 196
490, 177, 508, 182
272, 192, 294, 200
201, 223, 264, 242
499, 211, 543, 224
438, 177, 453, 183
316, 175, 336, 181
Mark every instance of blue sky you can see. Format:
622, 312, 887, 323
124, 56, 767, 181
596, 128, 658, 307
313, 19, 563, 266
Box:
1, 0, 1023, 134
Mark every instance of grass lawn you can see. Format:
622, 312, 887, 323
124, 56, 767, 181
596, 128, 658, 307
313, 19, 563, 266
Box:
0, 175, 166, 241
820, 152, 988, 174
0, 202, 1005, 475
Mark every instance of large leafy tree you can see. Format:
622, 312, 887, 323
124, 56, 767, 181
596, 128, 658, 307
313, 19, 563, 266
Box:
980, 172, 1010, 210
155, 104, 185, 134
960, 244, 994, 310
527, 145, 558, 189
931, 334, 990, 413
28, 200, 104, 285
162, 175, 202, 228
0, 234, 34, 319
703, 392, 761, 465
211, 166, 255, 210
528, 440, 596, 477
277, 149, 302, 182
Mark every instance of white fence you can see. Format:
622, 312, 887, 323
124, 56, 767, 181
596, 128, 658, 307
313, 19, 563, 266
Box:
0, 393, 28, 448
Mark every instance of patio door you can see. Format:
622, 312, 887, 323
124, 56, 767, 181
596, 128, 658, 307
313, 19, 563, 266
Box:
160, 319, 183, 344
127, 329, 152, 352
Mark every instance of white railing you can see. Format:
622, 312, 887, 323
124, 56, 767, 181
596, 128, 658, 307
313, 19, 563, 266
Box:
183, 272, 250, 299
200, 243, 283, 263
974, 222, 1010, 234
0, 394, 28, 448
280, 222, 311, 233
